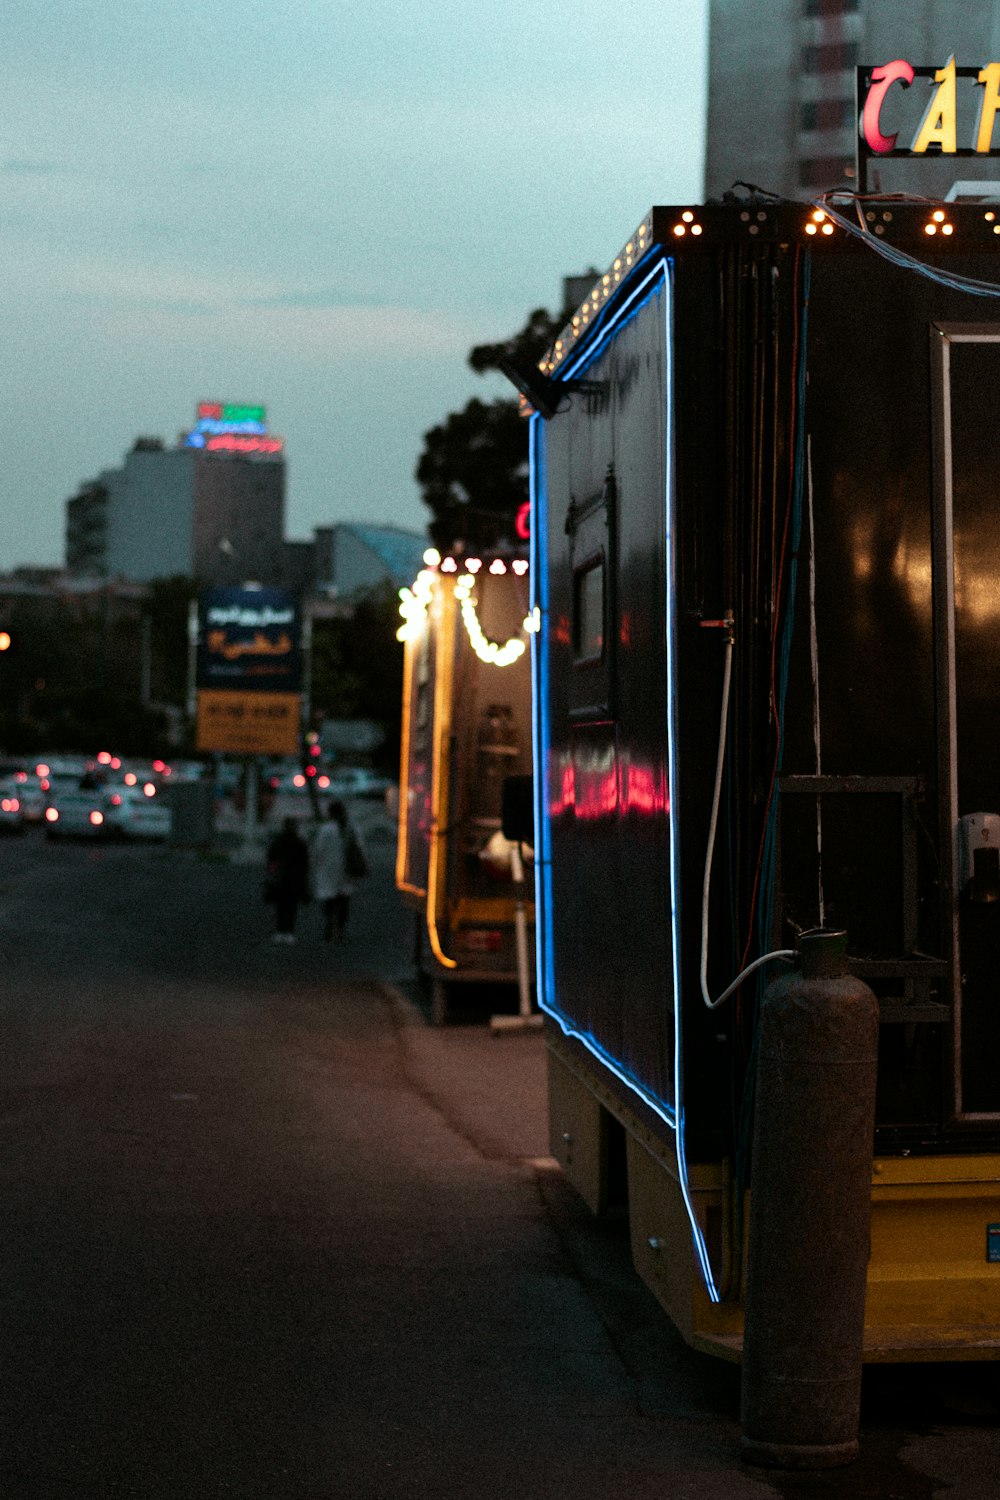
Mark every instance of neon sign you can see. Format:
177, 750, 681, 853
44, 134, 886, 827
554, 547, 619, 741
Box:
859, 58, 1000, 159
198, 402, 266, 424
202, 433, 283, 455
195, 418, 267, 436
182, 401, 283, 455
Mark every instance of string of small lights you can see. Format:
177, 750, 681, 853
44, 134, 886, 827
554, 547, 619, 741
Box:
396, 549, 534, 664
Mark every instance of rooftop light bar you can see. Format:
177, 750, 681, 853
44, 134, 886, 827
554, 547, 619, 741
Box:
538, 200, 1000, 379
540, 213, 654, 377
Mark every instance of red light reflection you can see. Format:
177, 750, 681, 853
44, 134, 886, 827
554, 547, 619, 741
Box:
548, 757, 668, 819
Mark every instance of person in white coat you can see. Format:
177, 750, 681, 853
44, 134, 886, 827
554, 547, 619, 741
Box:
311, 800, 356, 941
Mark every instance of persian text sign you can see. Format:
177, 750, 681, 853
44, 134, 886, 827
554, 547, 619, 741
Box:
196, 689, 301, 756
859, 59, 1000, 160
197, 586, 302, 696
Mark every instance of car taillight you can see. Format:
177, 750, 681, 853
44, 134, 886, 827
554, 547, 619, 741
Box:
143, 783, 156, 797
111, 794, 122, 806
124, 772, 137, 786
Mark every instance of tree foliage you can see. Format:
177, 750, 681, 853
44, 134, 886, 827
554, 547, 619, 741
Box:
308, 582, 403, 772
416, 304, 568, 550
0, 576, 198, 756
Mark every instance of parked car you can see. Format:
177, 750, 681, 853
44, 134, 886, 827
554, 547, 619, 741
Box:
104, 784, 172, 841
9, 772, 45, 822
44, 784, 109, 839
0, 777, 26, 834
327, 767, 394, 800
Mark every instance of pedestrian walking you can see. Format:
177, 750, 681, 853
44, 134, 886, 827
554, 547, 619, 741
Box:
311, 800, 366, 942
264, 816, 310, 943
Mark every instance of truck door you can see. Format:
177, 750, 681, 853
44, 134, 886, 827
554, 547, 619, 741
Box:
931, 322, 1000, 1124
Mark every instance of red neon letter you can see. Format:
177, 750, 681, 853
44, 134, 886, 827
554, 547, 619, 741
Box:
515, 501, 531, 540
861, 59, 915, 154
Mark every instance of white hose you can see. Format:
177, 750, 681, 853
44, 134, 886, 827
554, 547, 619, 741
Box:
699, 629, 795, 1009
702, 947, 797, 1010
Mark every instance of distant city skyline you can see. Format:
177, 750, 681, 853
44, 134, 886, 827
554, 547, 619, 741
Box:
2, 0, 710, 569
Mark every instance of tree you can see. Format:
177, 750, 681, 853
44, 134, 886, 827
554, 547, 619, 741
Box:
308, 582, 404, 773
416, 303, 571, 550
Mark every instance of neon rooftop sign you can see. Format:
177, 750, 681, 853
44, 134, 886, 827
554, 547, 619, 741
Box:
201, 433, 283, 455
182, 401, 283, 455
198, 402, 266, 425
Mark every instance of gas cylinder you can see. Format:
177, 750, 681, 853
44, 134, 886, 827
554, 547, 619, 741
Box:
740, 929, 880, 1469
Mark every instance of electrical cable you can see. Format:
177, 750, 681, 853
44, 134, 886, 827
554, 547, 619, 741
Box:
738, 251, 809, 973
700, 633, 734, 1007
813, 197, 1000, 299
700, 634, 798, 1009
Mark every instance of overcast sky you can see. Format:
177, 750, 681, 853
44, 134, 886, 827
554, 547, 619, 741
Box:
2, 0, 709, 567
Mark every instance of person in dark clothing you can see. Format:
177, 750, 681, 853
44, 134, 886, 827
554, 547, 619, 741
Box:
265, 817, 310, 943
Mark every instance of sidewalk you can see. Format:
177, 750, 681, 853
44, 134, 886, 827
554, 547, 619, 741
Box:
383, 980, 551, 1163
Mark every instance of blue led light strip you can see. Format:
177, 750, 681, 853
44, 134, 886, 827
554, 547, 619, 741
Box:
530, 257, 721, 1303
559, 246, 663, 383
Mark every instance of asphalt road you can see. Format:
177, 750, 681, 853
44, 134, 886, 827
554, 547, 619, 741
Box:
0, 821, 998, 1498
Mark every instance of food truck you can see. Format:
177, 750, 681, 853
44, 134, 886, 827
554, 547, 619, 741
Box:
521, 197, 1000, 1362
395, 549, 535, 1023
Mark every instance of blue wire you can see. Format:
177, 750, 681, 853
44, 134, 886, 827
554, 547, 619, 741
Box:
816, 200, 1000, 299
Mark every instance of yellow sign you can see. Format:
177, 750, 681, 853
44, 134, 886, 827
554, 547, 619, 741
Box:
196, 689, 301, 756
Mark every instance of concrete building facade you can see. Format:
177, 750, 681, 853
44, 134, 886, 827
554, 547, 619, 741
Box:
66, 416, 286, 586
705, 2, 1000, 202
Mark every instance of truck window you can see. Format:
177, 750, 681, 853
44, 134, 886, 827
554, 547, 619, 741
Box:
573, 557, 605, 662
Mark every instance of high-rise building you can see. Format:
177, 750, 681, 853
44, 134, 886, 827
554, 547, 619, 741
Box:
66, 405, 286, 585
705, 3, 1000, 201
